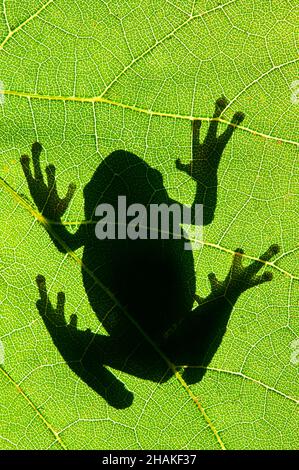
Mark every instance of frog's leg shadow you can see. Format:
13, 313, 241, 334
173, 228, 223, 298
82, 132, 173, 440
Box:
167, 244, 280, 384
20, 143, 84, 253
176, 96, 245, 179
176, 96, 245, 225
35, 275, 133, 409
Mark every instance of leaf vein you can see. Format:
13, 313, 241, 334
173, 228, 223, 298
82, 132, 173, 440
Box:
0, 365, 67, 449
0, 0, 54, 50
0, 89, 298, 147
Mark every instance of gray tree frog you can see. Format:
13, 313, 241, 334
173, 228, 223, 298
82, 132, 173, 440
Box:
20, 97, 279, 408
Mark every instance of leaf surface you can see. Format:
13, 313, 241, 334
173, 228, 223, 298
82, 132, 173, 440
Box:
0, 0, 298, 450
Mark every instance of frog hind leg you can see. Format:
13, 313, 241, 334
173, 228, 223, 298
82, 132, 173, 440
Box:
35, 275, 133, 409
168, 244, 280, 384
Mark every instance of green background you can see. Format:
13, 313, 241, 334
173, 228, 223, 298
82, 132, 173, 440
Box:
0, 0, 298, 449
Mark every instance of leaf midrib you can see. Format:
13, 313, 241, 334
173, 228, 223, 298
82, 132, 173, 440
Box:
0, 89, 298, 148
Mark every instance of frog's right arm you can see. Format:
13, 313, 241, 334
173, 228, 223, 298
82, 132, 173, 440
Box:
20, 142, 85, 253
176, 97, 245, 225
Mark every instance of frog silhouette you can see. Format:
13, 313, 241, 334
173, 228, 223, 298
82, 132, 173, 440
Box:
20, 97, 279, 408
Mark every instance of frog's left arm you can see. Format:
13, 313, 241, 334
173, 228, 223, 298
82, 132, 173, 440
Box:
20, 142, 85, 253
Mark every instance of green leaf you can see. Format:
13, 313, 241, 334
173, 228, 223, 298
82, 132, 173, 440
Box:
0, 0, 298, 450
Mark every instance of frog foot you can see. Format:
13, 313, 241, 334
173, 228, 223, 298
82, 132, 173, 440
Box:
208, 244, 280, 299
36, 274, 70, 327
36, 274, 93, 339
176, 96, 245, 181
20, 142, 76, 221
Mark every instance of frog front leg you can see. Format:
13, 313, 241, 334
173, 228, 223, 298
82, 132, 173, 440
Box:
176, 96, 245, 224
20, 142, 84, 252
204, 243, 280, 304
35, 275, 133, 408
